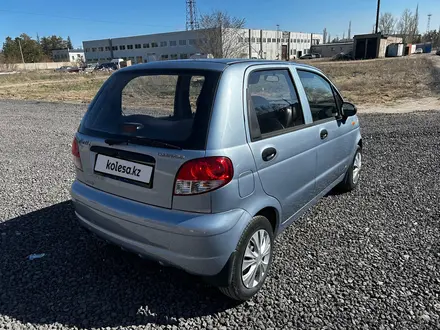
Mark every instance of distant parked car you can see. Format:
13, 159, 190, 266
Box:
82, 63, 98, 73
312, 53, 322, 58
299, 54, 313, 60
435, 49, 440, 56
54, 66, 80, 73
333, 52, 353, 61
415, 48, 423, 54
94, 62, 118, 71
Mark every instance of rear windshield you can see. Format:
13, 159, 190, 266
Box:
79, 69, 221, 149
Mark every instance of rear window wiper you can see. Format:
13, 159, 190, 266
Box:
105, 137, 182, 150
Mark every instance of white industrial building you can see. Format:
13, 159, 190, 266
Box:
52, 49, 85, 62
83, 28, 323, 64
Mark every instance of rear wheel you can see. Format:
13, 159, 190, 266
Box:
337, 145, 362, 192
218, 215, 274, 301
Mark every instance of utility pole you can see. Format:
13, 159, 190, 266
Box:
375, 0, 381, 34
276, 24, 280, 60
323, 28, 327, 44
348, 21, 352, 39
18, 38, 25, 64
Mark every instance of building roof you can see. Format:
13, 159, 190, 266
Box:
313, 42, 353, 47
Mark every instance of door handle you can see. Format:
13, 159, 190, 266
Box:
320, 129, 328, 140
262, 147, 277, 161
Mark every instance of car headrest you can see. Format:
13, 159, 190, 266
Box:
248, 73, 260, 85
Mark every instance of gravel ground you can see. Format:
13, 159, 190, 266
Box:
0, 100, 439, 330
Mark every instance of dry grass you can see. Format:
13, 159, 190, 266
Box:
0, 55, 439, 106
313, 55, 440, 105
0, 71, 110, 103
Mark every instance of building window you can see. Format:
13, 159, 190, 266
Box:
91, 47, 97, 52
281, 38, 284, 42
239, 37, 244, 43
262, 38, 266, 42
277, 38, 280, 43
127, 45, 133, 49
112, 46, 117, 50
143, 43, 149, 48
179, 53, 188, 59
104, 46, 110, 51
170, 54, 178, 59
161, 54, 169, 60
179, 40, 187, 46
119, 45, 126, 50
135, 44, 141, 49
98, 47, 103, 51
251, 37, 255, 42
272, 38, 276, 42
170, 40, 177, 46
160, 41, 167, 47
257, 38, 261, 43
85, 48, 90, 52
151, 42, 158, 48
290, 39, 293, 43
189, 39, 196, 45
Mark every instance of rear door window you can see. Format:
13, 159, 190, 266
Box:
80, 70, 220, 149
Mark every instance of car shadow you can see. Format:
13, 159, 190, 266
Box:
0, 201, 238, 328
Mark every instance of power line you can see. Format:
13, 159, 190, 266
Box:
0, 9, 178, 29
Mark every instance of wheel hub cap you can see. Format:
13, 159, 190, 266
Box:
353, 151, 362, 184
241, 229, 271, 289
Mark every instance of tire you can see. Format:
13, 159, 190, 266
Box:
337, 145, 362, 192
218, 215, 274, 301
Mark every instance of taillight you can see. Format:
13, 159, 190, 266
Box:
71, 137, 82, 170
174, 157, 233, 195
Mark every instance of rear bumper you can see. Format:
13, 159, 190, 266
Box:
70, 180, 251, 276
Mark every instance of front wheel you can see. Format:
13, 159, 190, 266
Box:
337, 145, 362, 192
218, 215, 274, 301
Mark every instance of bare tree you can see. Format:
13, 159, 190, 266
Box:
196, 10, 246, 58
379, 12, 397, 34
397, 7, 419, 43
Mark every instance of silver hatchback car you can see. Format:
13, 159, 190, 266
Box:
70, 59, 362, 300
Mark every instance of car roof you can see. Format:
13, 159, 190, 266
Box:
118, 59, 322, 73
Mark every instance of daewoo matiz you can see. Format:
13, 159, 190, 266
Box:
71, 59, 362, 300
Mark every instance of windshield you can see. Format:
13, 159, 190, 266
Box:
79, 69, 221, 150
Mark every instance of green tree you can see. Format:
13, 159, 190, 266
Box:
67, 36, 73, 49
3, 34, 43, 63
40, 35, 68, 57
422, 30, 440, 48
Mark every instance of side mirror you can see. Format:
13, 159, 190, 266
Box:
341, 102, 357, 118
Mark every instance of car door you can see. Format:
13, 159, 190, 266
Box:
296, 69, 352, 194
245, 67, 317, 222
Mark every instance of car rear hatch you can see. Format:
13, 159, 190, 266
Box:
75, 68, 221, 209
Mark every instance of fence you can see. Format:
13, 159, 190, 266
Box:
0, 62, 74, 71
